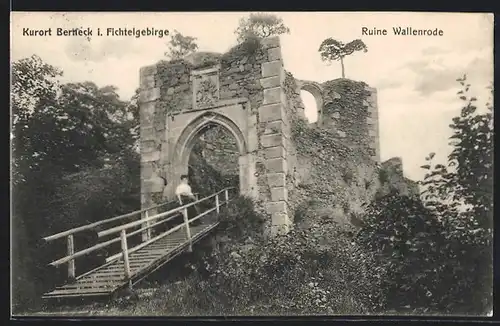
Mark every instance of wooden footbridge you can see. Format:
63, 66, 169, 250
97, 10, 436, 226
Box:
41, 187, 235, 300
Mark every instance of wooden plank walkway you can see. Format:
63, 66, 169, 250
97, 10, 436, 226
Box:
42, 219, 219, 300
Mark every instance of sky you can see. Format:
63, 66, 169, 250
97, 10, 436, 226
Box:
10, 12, 494, 181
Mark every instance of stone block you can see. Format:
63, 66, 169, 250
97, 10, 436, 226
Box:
271, 212, 290, 225
140, 102, 156, 124
140, 140, 156, 153
366, 116, 376, 125
140, 193, 151, 205
261, 60, 282, 78
260, 76, 281, 89
268, 47, 282, 61
141, 162, 155, 179
261, 36, 281, 49
263, 87, 286, 105
270, 223, 290, 236
140, 64, 157, 79
266, 201, 288, 214
141, 127, 156, 141
141, 101, 156, 115
141, 151, 161, 163
141, 177, 164, 193
264, 146, 286, 159
139, 87, 160, 103
247, 128, 259, 152
362, 99, 370, 107
248, 114, 258, 126
270, 187, 288, 201
260, 134, 285, 148
265, 157, 287, 173
220, 90, 238, 99
262, 87, 288, 105
267, 173, 286, 187
368, 111, 379, 121
258, 104, 285, 123
263, 120, 284, 135
140, 74, 155, 89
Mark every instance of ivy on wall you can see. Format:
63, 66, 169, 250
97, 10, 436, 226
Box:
322, 79, 371, 146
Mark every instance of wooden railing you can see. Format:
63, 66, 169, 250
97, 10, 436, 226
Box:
43, 187, 235, 283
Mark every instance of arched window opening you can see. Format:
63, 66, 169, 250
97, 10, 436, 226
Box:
300, 90, 318, 123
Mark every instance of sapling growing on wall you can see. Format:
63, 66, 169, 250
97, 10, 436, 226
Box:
165, 29, 199, 60
235, 13, 290, 43
318, 38, 368, 78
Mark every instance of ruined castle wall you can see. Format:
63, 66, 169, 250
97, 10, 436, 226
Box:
283, 73, 382, 227
380, 157, 420, 197
139, 36, 294, 235
140, 35, 415, 234
320, 79, 380, 162
285, 74, 421, 230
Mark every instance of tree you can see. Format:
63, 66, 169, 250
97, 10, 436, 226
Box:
11, 55, 62, 186
165, 30, 199, 60
356, 76, 493, 315
417, 76, 493, 314
235, 13, 290, 43
318, 38, 368, 78
11, 55, 141, 312
420, 75, 493, 231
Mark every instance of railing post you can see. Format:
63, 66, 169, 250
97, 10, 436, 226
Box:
142, 210, 151, 242
182, 207, 192, 252
225, 189, 229, 203
215, 193, 220, 214
120, 229, 131, 280
67, 234, 75, 282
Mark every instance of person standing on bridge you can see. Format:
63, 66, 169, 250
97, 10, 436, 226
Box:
175, 175, 201, 226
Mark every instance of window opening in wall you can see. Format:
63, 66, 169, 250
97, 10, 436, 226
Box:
300, 90, 318, 123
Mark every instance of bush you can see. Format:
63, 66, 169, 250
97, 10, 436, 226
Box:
356, 191, 492, 315
216, 195, 266, 242
149, 197, 386, 315
118, 197, 385, 316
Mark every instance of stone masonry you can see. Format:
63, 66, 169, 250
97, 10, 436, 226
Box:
139, 36, 294, 236
258, 37, 291, 235
139, 35, 411, 236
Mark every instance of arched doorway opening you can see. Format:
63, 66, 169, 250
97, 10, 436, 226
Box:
169, 111, 250, 201
187, 123, 240, 199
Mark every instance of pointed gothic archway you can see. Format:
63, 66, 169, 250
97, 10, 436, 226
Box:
162, 107, 256, 201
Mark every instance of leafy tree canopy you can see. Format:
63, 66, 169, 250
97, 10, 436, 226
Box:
318, 38, 368, 78
165, 30, 199, 60
235, 13, 290, 43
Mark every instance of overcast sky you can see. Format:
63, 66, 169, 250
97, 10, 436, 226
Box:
11, 12, 493, 181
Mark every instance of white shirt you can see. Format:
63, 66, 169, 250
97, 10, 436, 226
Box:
175, 183, 194, 197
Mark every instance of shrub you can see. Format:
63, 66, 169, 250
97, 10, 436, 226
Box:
98, 196, 388, 316
216, 195, 266, 242
201, 218, 385, 315
356, 190, 492, 315
171, 197, 387, 315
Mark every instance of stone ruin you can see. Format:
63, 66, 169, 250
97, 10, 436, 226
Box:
139, 36, 417, 236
